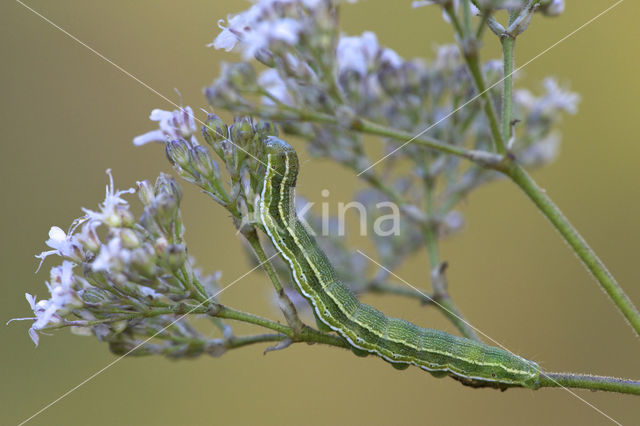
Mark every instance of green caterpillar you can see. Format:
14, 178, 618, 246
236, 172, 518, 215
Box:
259, 137, 540, 390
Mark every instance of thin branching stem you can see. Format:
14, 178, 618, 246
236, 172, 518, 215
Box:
444, 7, 506, 154
504, 163, 640, 337
443, 2, 640, 337
423, 174, 481, 342
539, 372, 640, 395
500, 35, 515, 142
244, 229, 306, 334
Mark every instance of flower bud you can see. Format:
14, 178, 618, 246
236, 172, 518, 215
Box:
226, 62, 258, 91
190, 146, 220, 180
154, 173, 183, 205
119, 228, 140, 249
166, 244, 187, 271
377, 64, 403, 95
116, 205, 136, 228
165, 139, 191, 169
81, 287, 112, 306
137, 180, 155, 206
254, 120, 278, 138
229, 117, 255, 147
202, 115, 229, 147
78, 222, 101, 253
153, 194, 180, 228
338, 69, 363, 97
204, 81, 245, 107
254, 48, 276, 67
130, 244, 157, 277
154, 237, 169, 257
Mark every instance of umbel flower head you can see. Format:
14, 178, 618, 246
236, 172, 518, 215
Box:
10, 170, 220, 348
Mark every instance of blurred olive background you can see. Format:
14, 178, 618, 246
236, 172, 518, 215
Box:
2, 1, 640, 425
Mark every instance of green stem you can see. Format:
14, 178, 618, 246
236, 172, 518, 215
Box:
227, 333, 286, 349
444, 7, 506, 154
217, 306, 349, 348
243, 230, 305, 335
216, 305, 292, 335
351, 118, 502, 165
505, 163, 640, 337
475, 13, 489, 39
539, 372, 640, 395
462, 0, 473, 38
423, 175, 481, 342
500, 35, 515, 142
255, 98, 489, 164
368, 280, 435, 305
465, 56, 505, 153
445, 2, 465, 37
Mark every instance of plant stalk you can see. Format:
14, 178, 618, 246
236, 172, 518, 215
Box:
500, 35, 515, 142
505, 163, 640, 337
539, 372, 640, 395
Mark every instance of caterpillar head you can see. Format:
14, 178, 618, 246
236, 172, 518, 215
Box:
264, 136, 299, 182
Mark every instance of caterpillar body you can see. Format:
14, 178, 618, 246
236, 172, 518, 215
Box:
259, 137, 540, 389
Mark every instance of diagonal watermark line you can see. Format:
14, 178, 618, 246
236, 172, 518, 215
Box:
14, 0, 273, 173
357, 249, 622, 426
17, 252, 279, 426
358, 0, 624, 176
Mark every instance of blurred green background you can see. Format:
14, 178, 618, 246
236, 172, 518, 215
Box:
2, 1, 639, 425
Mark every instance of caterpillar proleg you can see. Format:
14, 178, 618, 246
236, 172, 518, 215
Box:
259, 137, 540, 389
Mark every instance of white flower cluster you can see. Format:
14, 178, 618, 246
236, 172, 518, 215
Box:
514, 78, 579, 166
210, 0, 340, 60
515, 78, 580, 116
12, 171, 135, 345
252, 30, 405, 110
412, 0, 564, 21
21, 261, 82, 345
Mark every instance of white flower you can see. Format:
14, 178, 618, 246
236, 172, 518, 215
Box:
210, 1, 307, 60
515, 78, 579, 116
542, 0, 564, 16
76, 220, 101, 253
133, 106, 198, 146
413, 0, 480, 22
242, 18, 303, 60
35, 226, 83, 269
92, 237, 130, 273
519, 134, 560, 166
337, 32, 378, 76
211, 12, 258, 52
45, 261, 81, 315
542, 78, 579, 114
514, 88, 536, 109
336, 32, 403, 77
13, 261, 82, 346
258, 69, 293, 105
82, 169, 135, 227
